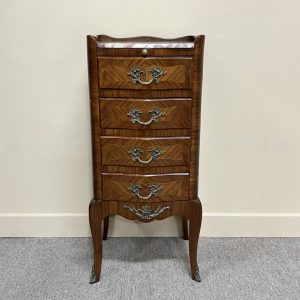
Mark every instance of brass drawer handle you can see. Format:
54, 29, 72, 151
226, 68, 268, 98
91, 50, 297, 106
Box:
128, 183, 162, 201
127, 108, 165, 126
128, 66, 166, 85
123, 204, 170, 220
129, 146, 165, 164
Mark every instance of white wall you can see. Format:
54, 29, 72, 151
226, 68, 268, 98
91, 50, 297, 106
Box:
0, 0, 299, 237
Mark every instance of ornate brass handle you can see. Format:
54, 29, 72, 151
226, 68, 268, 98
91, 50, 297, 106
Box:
129, 146, 165, 164
127, 108, 165, 126
128, 183, 162, 201
128, 66, 166, 85
123, 204, 170, 220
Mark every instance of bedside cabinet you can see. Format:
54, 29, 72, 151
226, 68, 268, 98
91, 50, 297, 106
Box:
87, 35, 205, 283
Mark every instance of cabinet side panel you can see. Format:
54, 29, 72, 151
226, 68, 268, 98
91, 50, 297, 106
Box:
189, 36, 205, 199
87, 36, 102, 200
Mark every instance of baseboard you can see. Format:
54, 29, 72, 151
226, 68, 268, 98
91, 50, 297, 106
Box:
0, 213, 299, 237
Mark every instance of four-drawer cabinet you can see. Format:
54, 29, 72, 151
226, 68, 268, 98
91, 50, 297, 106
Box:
87, 35, 205, 283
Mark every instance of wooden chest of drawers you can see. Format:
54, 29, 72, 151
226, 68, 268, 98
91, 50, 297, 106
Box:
87, 35, 205, 283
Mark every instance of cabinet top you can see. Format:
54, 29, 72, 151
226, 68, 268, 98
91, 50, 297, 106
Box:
89, 35, 204, 49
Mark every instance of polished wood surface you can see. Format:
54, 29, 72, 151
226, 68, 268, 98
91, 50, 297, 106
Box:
102, 173, 189, 201
100, 98, 192, 129
87, 35, 205, 283
87, 37, 102, 200
101, 136, 190, 167
89, 198, 202, 282
101, 128, 191, 137
189, 36, 205, 199
99, 89, 192, 99
101, 165, 190, 174
98, 57, 192, 90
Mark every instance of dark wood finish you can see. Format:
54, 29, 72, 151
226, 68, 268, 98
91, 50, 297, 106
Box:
89, 197, 202, 281
101, 165, 189, 174
87, 39, 102, 200
101, 136, 190, 167
102, 173, 189, 201
99, 89, 192, 99
100, 98, 192, 129
103, 217, 109, 240
183, 216, 189, 240
87, 35, 205, 283
189, 199, 202, 281
189, 36, 205, 199
98, 58, 192, 90
101, 128, 191, 137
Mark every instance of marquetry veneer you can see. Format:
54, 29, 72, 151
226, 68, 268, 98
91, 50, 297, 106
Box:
87, 35, 205, 283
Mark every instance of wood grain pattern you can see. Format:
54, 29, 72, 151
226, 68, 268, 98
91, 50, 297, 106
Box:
101, 128, 191, 137
189, 36, 205, 199
90, 198, 194, 223
102, 173, 189, 201
100, 98, 191, 129
99, 89, 192, 99
87, 35, 205, 283
98, 57, 193, 90
89, 197, 202, 281
101, 136, 190, 167
89, 200, 103, 282
87, 36, 102, 200
189, 199, 202, 281
101, 165, 189, 174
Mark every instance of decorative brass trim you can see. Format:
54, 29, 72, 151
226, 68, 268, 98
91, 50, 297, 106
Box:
129, 146, 165, 164
89, 265, 97, 284
128, 183, 162, 201
194, 264, 201, 282
123, 204, 170, 220
127, 108, 165, 126
128, 66, 166, 84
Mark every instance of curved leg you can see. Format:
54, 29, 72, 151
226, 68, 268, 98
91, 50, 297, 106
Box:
103, 217, 109, 240
89, 199, 103, 284
189, 198, 202, 282
182, 216, 189, 240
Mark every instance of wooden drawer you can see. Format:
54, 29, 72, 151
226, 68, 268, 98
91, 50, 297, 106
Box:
100, 98, 191, 129
99, 200, 189, 222
98, 57, 192, 90
102, 173, 189, 201
101, 137, 190, 167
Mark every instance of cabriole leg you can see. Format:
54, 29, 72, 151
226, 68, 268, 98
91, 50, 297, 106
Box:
89, 199, 103, 284
188, 198, 202, 282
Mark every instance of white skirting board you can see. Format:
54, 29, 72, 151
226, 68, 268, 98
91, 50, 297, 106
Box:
0, 213, 299, 237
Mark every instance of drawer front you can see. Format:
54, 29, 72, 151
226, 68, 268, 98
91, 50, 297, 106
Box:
100, 98, 191, 129
101, 137, 190, 167
98, 57, 192, 90
102, 173, 189, 201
